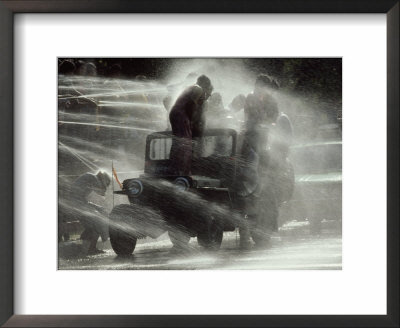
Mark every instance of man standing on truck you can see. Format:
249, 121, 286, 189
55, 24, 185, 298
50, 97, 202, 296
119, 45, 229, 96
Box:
69, 171, 111, 255
169, 75, 213, 175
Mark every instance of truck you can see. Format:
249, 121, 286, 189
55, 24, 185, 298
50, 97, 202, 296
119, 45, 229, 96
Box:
109, 128, 286, 255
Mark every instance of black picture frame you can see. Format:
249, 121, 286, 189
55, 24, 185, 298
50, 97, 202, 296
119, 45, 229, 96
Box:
0, 1, 398, 327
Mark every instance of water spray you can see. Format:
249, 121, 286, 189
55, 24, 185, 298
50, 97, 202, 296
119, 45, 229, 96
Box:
58, 121, 155, 132
58, 141, 98, 171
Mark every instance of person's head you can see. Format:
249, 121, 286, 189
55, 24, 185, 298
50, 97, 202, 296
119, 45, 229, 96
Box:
229, 94, 246, 112
196, 75, 213, 101
77, 61, 97, 77
108, 63, 122, 78
96, 171, 111, 196
254, 74, 279, 97
59, 59, 76, 76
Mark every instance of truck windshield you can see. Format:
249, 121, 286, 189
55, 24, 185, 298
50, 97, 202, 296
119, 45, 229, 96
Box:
149, 135, 233, 160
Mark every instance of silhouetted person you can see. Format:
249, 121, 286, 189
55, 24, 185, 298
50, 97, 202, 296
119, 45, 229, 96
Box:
70, 171, 111, 255
243, 74, 279, 152
237, 74, 280, 248
108, 63, 123, 78
229, 94, 246, 113
265, 100, 294, 207
169, 75, 213, 175
59, 59, 76, 76
77, 61, 97, 77
163, 72, 199, 128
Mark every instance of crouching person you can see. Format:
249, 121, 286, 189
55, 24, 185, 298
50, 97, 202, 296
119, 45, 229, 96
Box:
70, 171, 111, 255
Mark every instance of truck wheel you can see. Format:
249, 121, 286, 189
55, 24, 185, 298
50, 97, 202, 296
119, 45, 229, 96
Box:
197, 217, 223, 251
109, 204, 137, 255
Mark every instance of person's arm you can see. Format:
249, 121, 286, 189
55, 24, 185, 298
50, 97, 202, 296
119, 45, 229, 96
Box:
188, 85, 204, 106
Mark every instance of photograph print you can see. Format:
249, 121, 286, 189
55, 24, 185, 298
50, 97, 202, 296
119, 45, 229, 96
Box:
58, 58, 342, 270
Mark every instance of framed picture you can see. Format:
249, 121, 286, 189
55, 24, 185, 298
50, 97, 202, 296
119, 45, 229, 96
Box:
1, 1, 398, 327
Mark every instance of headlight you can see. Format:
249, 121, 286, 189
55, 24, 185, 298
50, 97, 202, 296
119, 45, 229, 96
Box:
125, 179, 143, 197
174, 177, 190, 192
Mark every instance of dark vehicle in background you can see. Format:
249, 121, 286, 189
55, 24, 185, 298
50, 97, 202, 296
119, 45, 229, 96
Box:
109, 128, 278, 255
279, 140, 342, 232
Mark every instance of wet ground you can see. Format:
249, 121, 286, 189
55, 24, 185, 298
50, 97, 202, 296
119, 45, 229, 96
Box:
58, 220, 341, 270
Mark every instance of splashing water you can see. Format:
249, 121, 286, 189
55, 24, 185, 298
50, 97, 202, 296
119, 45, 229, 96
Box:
58, 59, 342, 253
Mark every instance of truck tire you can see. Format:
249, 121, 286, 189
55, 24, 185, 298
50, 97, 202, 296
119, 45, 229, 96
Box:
109, 204, 137, 255
197, 216, 223, 251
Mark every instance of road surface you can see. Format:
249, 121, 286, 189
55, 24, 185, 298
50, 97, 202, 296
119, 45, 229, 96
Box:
58, 220, 341, 270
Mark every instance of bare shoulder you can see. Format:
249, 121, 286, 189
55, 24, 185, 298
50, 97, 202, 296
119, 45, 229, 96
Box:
188, 85, 203, 102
